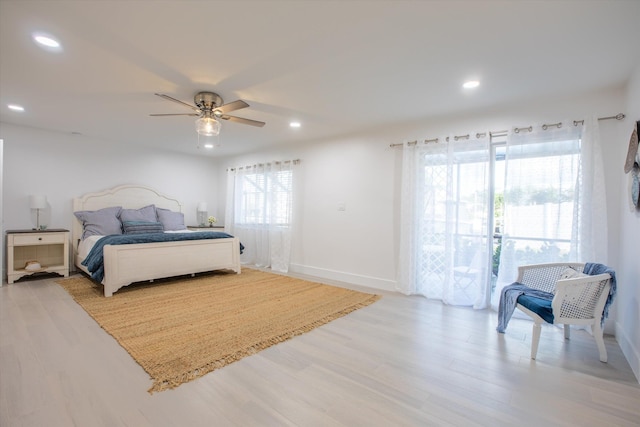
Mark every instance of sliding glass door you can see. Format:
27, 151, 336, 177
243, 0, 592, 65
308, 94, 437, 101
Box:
399, 119, 604, 311
399, 137, 492, 308
491, 124, 592, 308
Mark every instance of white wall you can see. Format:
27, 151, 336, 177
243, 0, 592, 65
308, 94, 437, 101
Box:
216, 133, 397, 290
0, 123, 219, 277
616, 64, 640, 382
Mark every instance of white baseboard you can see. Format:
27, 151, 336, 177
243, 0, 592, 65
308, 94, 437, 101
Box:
288, 263, 396, 292
615, 320, 640, 384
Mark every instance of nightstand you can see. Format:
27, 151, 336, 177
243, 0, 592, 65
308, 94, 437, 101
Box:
187, 225, 225, 232
6, 229, 70, 283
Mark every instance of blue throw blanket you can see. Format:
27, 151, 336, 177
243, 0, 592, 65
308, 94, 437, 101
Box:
583, 262, 617, 327
82, 232, 243, 283
496, 283, 553, 333
496, 263, 617, 333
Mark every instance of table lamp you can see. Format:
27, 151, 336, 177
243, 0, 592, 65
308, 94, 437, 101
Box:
197, 202, 208, 227
30, 195, 47, 230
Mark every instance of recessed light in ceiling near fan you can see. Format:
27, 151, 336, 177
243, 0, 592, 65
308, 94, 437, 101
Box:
32, 32, 63, 52
150, 92, 265, 137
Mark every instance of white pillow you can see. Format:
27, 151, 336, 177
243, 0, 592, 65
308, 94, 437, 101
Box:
560, 267, 587, 280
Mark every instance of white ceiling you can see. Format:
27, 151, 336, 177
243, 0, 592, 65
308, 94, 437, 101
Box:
1, 0, 639, 157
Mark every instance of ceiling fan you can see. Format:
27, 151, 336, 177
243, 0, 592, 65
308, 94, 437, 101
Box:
150, 92, 265, 136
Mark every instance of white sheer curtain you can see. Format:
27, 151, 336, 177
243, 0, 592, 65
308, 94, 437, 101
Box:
491, 118, 607, 308
397, 135, 492, 309
225, 161, 295, 272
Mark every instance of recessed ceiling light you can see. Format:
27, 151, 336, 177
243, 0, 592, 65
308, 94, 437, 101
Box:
204, 144, 214, 149
463, 80, 480, 89
290, 122, 301, 128
8, 104, 25, 112
32, 32, 63, 52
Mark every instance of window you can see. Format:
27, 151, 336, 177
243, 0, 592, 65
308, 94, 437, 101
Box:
499, 137, 581, 268
235, 169, 292, 226
226, 160, 297, 272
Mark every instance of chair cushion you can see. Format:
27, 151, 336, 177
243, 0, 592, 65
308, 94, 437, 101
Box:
517, 294, 554, 324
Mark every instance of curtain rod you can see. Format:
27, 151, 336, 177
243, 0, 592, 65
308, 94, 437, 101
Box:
227, 159, 300, 172
390, 113, 626, 147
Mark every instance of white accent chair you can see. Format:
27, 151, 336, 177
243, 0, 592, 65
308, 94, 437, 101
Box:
515, 262, 613, 362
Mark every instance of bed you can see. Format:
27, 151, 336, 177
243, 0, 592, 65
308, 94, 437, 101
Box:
73, 185, 241, 297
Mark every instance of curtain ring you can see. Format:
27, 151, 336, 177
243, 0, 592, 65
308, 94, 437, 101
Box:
543, 122, 562, 130
514, 126, 532, 134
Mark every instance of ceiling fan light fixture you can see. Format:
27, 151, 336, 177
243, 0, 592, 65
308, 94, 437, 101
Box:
195, 115, 221, 136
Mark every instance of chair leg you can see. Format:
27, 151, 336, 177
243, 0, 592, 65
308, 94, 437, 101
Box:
564, 324, 570, 340
593, 322, 608, 363
531, 323, 542, 360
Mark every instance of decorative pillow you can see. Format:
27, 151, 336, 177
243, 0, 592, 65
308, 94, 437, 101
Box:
560, 267, 587, 280
74, 206, 123, 239
156, 207, 186, 231
122, 220, 164, 235
120, 204, 157, 223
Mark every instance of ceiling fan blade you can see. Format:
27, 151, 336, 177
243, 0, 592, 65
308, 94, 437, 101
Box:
154, 93, 200, 113
149, 113, 199, 117
215, 100, 249, 114
221, 115, 266, 127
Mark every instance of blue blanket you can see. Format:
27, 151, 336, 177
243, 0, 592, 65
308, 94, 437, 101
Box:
82, 232, 243, 283
496, 283, 553, 333
583, 262, 617, 327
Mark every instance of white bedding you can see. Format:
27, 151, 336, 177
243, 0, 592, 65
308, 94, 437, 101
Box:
77, 235, 103, 262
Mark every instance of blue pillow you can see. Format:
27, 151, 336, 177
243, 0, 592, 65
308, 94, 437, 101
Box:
74, 206, 123, 239
122, 221, 164, 235
156, 208, 186, 231
120, 204, 157, 223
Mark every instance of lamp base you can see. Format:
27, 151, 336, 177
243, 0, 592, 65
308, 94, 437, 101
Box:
197, 211, 208, 228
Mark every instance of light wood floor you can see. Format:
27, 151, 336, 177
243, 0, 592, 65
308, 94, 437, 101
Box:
1, 273, 639, 427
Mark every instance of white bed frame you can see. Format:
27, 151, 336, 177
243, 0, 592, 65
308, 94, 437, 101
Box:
72, 185, 241, 297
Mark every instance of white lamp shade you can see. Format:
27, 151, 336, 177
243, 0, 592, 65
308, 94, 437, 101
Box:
197, 202, 208, 212
30, 195, 47, 209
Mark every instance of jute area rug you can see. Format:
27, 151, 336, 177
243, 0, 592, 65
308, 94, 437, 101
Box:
56, 269, 380, 393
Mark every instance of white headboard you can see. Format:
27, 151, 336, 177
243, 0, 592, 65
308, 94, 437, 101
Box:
72, 185, 182, 256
